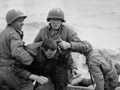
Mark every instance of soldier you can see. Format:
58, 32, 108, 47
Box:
25, 38, 78, 90
70, 40, 119, 90
0, 9, 48, 90
33, 7, 84, 90
34, 7, 81, 54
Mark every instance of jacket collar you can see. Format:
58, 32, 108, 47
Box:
8, 25, 24, 39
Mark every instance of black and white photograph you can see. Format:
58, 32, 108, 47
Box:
0, 0, 120, 90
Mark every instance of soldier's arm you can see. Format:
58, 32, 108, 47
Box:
67, 27, 81, 42
89, 62, 104, 90
70, 40, 93, 54
10, 33, 34, 65
14, 65, 32, 80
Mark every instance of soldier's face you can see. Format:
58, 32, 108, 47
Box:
49, 19, 62, 30
43, 48, 57, 59
12, 17, 25, 30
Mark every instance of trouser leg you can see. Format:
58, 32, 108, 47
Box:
104, 71, 118, 90
54, 66, 69, 90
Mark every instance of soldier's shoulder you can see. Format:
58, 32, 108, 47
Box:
5, 26, 18, 36
63, 24, 77, 33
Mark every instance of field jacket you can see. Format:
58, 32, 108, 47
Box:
0, 25, 34, 79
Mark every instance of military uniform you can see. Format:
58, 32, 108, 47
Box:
70, 41, 119, 90
34, 24, 81, 47
25, 43, 77, 90
33, 8, 82, 90
87, 50, 118, 90
0, 25, 34, 90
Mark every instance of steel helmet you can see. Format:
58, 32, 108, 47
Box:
47, 8, 65, 22
6, 9, 27, 24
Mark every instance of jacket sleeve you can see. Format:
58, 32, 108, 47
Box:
13, 65, 32, 80
70, 40, 93, 54
67, 28, 81, 45
10, 32, 34, 65
89, 60, 104, 90
66, 27, 93, 53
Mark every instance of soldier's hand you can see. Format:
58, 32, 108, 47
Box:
58, 40, 71, 50
36, 76, 49, 84
72, 69, 81, 79
29, 74, 49, 84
